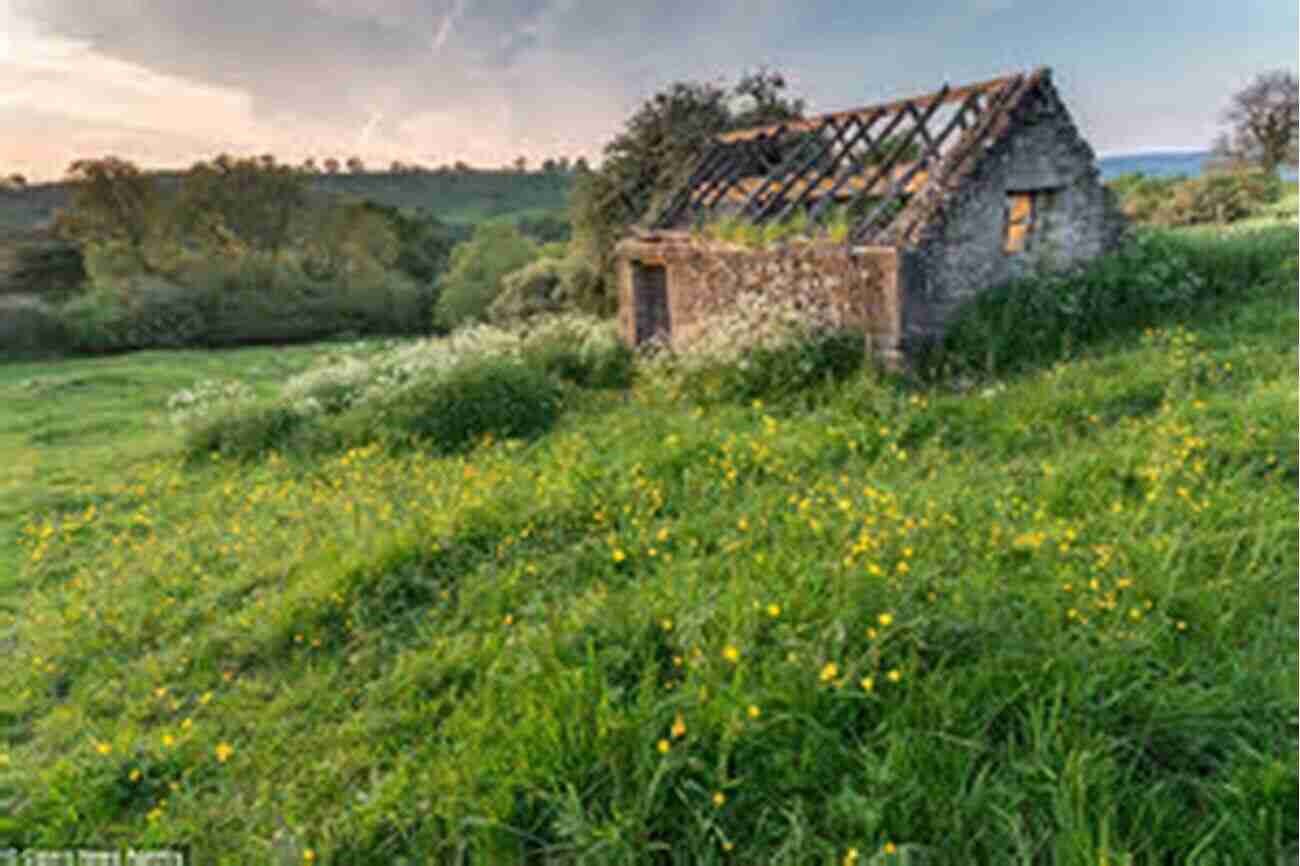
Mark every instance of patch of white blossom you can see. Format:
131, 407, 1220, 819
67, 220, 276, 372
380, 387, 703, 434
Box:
166, 379, 256, 426
641, 288, 846, 373
166, 314, 623, 424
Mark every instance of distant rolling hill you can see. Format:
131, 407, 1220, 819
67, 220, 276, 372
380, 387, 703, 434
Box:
1097, 149, 1300, 182
0, 169, 575, 236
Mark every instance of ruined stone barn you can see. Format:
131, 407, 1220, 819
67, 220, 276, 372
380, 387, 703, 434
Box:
614, 67, 1127, 366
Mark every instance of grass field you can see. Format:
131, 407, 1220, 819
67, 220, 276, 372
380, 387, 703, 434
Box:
0, 224, 1295, 865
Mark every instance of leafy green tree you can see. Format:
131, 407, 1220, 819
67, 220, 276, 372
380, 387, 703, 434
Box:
7, 237, 86, 300
174, 153, 308, 256
434, 222, 537, 329
358, 201, 466, 285
297, 199, 399, 282
54, 157, 165, 273
516, 212, 571, 244
323, 157, 341, 174
568, 68, 805, 309
346, 156, 366, 174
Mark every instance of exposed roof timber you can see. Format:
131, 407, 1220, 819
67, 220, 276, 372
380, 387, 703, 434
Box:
643, 66, 1055, 241
714, 71, 1028, 145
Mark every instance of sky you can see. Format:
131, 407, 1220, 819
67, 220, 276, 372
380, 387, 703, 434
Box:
1, 0, 1296, 182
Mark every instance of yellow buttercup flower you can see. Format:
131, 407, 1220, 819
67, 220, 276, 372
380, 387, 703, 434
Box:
657, 739, 670, 754
722, 645, 740, 663
819, 662, 839, 682
671, 714, 686, 739
215, 742, 234, 763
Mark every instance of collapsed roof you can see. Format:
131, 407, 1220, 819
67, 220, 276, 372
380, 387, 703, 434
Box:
643, 67, 1053, 246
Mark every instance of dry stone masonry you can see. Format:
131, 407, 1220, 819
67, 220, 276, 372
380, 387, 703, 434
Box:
615, 67, 1127, 369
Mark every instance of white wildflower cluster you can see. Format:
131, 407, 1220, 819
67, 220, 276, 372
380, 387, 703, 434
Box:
369, 321, 526, 397
279, 355, 376, 415
276, 313, 620, 413
166, 379, 256, 426
645, 289, 846, 372
519, 312, 623, 358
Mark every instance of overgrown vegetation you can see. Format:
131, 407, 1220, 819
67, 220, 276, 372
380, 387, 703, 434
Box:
0, 221, 1294, 865
912, 227, 1298, 380
1105, 168, 1293, 227
692, 205, 856, 248
173, 313, 631, 461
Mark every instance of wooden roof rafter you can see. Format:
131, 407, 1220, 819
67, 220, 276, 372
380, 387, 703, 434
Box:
644, 67, 1051, 241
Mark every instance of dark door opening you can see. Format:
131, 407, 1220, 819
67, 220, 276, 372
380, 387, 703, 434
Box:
632, 262, 671, 345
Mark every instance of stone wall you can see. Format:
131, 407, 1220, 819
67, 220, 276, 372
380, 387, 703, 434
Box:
898, 77, 1127, 351
616, 233, 903, 367
615, 76, 1125, 367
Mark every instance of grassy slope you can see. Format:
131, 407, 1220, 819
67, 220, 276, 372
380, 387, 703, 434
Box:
0, 226, 1296, 865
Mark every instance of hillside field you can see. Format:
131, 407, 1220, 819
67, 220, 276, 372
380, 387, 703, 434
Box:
0, 169, 573, 236
0, 224, 1296, 865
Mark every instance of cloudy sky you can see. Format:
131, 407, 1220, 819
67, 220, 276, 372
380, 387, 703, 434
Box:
1, 0, 1295, 182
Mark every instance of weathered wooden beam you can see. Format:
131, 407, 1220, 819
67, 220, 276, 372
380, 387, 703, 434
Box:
911, 101, 939, 154
887, 76, 1029, 244
653, 144, 731, 227
740, 119, 849, 221
689, 140, 759, 212
696, 148, 759, 213
714, 70, 1030, 144
851, 87, 988, 242
914, 74, 1024, 192
699, 136, 781, 212
747, 117, 856, 220
806, 101, 913, 222
835, 87, 949, 240
763, 111, 886, 223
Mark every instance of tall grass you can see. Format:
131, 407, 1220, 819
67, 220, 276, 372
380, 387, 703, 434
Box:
0, 223, 1294, 865
915, 225, 1297, 382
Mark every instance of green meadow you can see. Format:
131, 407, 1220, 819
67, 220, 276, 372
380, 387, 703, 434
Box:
0, 223, 1296, 865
